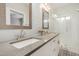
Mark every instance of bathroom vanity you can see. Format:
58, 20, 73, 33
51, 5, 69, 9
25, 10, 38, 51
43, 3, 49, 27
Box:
30, 33, 59, 56
0, 33, 59, 56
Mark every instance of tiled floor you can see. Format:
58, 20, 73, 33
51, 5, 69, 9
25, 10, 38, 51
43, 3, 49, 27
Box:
58, 49, 79, 56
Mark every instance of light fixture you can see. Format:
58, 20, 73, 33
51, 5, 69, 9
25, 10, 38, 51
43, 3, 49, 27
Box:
45, 3, 47, 5
40, 3, 50, 12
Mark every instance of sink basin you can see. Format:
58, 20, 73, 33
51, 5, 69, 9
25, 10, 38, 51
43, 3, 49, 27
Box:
11, 38, 40, 49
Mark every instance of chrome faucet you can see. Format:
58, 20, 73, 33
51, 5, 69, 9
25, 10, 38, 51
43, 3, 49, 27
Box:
16, 29, 26, 40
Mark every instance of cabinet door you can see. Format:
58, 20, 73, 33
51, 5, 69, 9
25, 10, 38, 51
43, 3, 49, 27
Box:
31, 40, 52, 56
51, 37, 59, 56
31, 36, 59, 56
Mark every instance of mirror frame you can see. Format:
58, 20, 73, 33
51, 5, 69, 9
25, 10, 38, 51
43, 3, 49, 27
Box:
0, 3, 32, 29
42, 9, 49, 29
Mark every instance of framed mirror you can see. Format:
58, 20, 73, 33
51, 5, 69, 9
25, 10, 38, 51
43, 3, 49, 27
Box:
0, 3, 32, 29
42, 9, 49, 29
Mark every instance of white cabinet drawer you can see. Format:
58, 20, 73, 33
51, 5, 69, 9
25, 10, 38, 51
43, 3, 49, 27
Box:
50, 38, 59, 56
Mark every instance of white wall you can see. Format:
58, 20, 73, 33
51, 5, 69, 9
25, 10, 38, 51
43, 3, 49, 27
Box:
0, 3, 42, 42
50, 4, 79, 53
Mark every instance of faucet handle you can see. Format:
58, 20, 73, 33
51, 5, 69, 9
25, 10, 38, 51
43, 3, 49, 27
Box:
14, 34, 20, 40
22, 31, 26, 37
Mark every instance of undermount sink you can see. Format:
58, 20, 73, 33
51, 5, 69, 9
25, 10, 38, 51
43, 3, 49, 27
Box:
10, 38, 40, 49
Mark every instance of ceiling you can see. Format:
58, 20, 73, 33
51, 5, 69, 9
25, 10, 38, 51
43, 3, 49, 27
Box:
48, 3, 79, 10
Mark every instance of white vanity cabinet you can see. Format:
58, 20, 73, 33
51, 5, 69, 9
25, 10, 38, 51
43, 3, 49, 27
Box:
31, 36, 59, 56
51, 36, 59, 56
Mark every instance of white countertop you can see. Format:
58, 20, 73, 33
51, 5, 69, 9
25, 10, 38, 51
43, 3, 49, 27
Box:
0, 33, 59, 56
